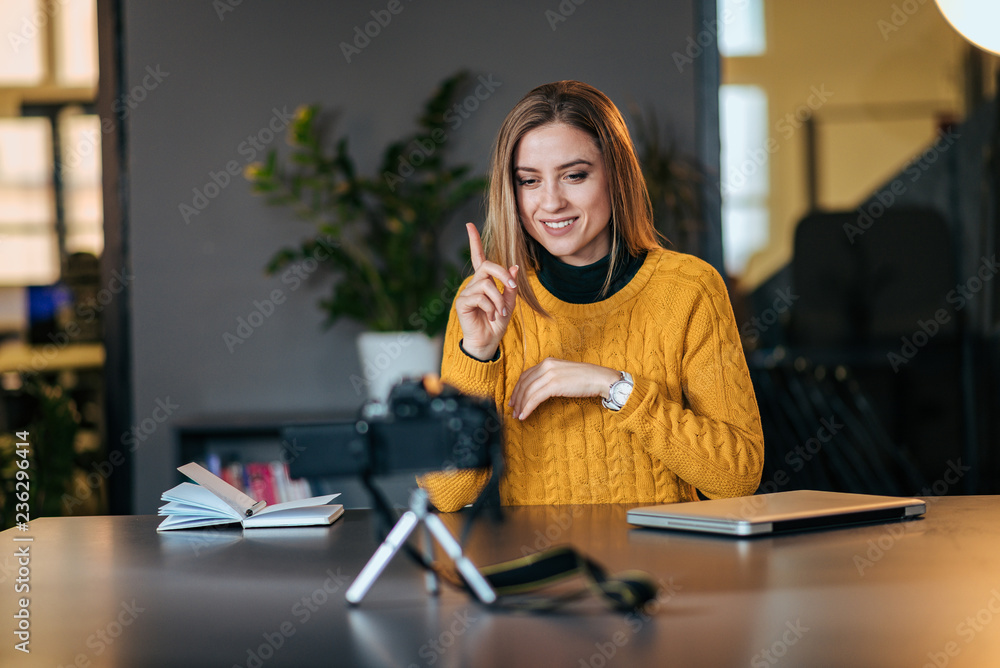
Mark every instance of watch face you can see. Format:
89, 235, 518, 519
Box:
611, 382, 632, 405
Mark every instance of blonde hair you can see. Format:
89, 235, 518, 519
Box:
482, 80, 661, 316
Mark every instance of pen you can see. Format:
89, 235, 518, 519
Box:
246, 500, 266, 517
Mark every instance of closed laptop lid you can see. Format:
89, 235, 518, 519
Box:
626, 490, 926, 536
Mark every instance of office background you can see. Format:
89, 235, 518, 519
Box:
120, 0, 712, 513
0, 0, 998, 518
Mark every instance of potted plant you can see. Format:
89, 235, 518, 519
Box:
245, 72, 486, 401
628, 105, 704, 256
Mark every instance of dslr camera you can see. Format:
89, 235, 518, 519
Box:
287, 376, 500, 479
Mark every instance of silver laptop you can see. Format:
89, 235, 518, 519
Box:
627, 490, 926, 536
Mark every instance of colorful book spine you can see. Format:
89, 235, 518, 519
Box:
203, 458, 312, 502
221, 462, 245, 493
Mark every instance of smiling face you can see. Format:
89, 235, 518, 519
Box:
514, 123, 612, 267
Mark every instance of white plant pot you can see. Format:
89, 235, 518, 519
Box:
355, 331, 444, 403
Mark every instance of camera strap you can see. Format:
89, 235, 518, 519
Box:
457, 456, 659, 612
433, 463, 657, 611
473, 544, 660, 612
429, 543, 659, 612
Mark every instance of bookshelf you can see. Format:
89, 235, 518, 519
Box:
172, 410, 423, 508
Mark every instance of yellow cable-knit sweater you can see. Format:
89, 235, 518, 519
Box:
420, 248, 764, 512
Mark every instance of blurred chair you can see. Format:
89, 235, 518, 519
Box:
751, 207, 971, 496
789, 208, 957, 347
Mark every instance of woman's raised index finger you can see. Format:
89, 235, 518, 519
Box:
466, 223, 486, 269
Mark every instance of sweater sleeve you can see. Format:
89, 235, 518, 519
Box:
618, 262, 764, 499
417, 277, 507, 512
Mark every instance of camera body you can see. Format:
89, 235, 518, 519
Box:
358, 377, 499, 474
286, 377, 500, 479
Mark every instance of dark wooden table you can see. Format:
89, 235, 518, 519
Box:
4, 497, 1000, 667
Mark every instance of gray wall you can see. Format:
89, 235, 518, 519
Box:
122, 0, 705, 513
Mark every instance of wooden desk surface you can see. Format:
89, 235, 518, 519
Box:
3, 497, 1000, 667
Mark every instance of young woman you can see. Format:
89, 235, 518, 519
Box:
421, 80, 764, 511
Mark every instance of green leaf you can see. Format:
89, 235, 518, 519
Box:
244, 71, 487, 332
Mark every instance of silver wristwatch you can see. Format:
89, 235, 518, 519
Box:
602, 371, 634, 411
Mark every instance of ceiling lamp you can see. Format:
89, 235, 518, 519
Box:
934, 0, 1000, 56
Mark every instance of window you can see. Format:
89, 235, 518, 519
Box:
0, 0, 100, 295
718, 0, 769, 276
0, 0, 45, 84
718, 0, 766, 57
0, 117, 57, 283
60, 111, 104, 256
719, 84, 770, 275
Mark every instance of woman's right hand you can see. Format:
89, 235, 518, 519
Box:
454, 223, 519, 361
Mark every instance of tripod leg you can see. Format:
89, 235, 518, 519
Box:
424, 514, 496, 604
422, 522, 439, 595
345, 510, 420, 605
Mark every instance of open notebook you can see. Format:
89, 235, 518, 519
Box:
157, 462, 343, 531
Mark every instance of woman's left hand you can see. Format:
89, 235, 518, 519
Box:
509, 358, 622, 420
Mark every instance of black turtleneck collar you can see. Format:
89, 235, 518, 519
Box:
536, 243, 647, 304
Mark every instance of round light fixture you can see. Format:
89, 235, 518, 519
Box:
934, 0, 1000, 56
